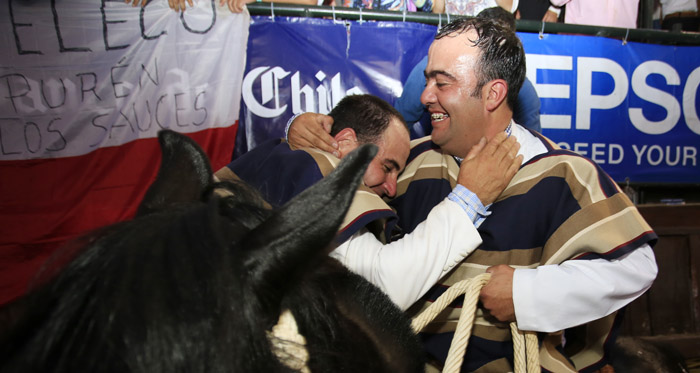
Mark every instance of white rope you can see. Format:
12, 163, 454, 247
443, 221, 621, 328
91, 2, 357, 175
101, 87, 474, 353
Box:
412, 273, 540, 373
267, 275, 538, 372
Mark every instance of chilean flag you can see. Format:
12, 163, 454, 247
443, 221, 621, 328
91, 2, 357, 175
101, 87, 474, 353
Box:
0, 0, 249, 305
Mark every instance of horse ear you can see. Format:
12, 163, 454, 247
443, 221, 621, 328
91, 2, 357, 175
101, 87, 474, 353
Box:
242, 144, 377, 305
136, 130, 213, 216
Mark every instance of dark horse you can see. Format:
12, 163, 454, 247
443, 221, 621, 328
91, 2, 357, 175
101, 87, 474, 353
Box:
0, 130, 423, 372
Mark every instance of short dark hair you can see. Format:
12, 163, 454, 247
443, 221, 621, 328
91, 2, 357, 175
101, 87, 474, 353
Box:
477, 6, 516, 31
436, 17, 525, 111
329, 94, 406, 145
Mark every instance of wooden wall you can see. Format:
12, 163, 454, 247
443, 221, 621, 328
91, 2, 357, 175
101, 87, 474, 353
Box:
620, 204, 700, 358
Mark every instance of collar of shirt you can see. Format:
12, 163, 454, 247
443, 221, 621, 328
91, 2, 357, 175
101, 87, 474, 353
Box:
505, 120, 513, 137
453, 119, 514, 163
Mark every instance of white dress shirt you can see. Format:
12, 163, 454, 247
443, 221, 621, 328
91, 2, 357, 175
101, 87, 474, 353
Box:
331, 198, 483, 310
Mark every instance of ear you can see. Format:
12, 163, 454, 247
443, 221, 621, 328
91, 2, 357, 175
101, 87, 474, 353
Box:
136, 130, 213, 216
242, 144, 377, 310
334, 127, 359, 158
484, 79, 508, 112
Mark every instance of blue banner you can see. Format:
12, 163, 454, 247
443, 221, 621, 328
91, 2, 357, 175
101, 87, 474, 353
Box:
522, 32, 700, 184
239, 16, 700, 184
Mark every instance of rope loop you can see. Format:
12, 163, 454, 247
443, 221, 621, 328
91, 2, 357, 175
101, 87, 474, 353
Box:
412, 273, 540, 373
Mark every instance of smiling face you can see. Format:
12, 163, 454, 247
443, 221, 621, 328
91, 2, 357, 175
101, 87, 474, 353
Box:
361, 117, 410, 198
421, 30, 486, 159
328, 94, 411, 198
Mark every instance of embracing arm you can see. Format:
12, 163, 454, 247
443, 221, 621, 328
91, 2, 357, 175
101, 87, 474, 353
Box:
331, 198, 480, 310
332, 134, 522, 310
286, 112, 338, 155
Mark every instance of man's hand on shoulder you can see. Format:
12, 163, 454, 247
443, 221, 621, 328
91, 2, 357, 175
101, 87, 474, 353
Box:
457, 132, 522, 206
288, 113, 338, 156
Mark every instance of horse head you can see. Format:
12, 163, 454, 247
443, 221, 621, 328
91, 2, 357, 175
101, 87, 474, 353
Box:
0, 130, 423, 372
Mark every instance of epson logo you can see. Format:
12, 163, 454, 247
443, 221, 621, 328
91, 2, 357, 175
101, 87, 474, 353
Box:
242, 66, 363, 118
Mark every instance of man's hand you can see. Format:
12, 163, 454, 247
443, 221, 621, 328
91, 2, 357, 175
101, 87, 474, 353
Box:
542, 9, 559, 23
480, 264, 516, 323
457, 132, 522, 206
287, 113, 338, 156
163, 0, 193, 11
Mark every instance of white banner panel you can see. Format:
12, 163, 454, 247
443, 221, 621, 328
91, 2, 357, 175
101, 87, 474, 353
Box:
1, 0, 249, 160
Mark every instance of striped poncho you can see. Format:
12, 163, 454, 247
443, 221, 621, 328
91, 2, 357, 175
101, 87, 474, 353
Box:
391, 134, 657, 372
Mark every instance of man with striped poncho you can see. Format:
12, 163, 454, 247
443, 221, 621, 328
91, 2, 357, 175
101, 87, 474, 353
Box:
392, 17, 658, 372
286, 17, 658, 373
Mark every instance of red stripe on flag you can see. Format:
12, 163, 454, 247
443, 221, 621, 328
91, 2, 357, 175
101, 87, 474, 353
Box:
0, 124, 238, 305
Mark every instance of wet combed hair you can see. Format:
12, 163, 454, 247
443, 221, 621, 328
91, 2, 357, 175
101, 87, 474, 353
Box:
328, 94, 406, 145
477, 6, 516, 31
436, 17, 526, 111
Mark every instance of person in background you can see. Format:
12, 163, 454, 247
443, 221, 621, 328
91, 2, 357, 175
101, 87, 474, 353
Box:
395, 6, 541, 139
549, 0, 640, 28
652, 0, 663, 28
660, 0, 700, 31
515, 0, 561, 22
